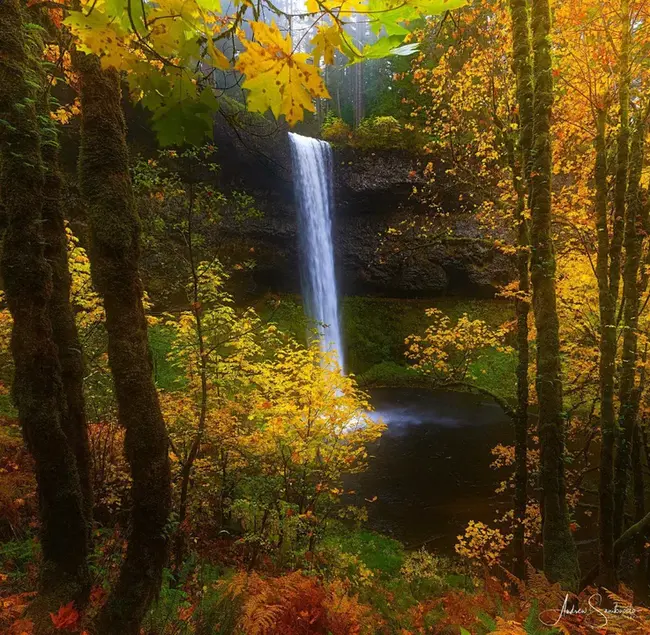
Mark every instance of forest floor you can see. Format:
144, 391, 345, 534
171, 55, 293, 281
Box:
2, 415, 649, 635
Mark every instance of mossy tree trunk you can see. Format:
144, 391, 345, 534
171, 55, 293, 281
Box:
631, 423, 648, 603
608, 0, 630, 319
0, 0, 90, 606
37, 75, 94, 531
595, 0, 639, 587
508, 0, 534, 582
613, 106, 647, 542
75, 52, 171, 634
529, 0, 580, 589
610, 0, 631, 542
594, 106, 618, 589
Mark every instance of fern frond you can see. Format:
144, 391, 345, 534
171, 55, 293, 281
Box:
242, 602, 284, 635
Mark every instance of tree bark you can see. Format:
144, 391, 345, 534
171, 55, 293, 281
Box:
0, 0, 90, 605
40, 105, 93, 532
613, 105, 646, 541
610, 0, 631, 545
75, 53, 171, 634
595, 106, 618, 588
608, 0, 630, 321
529, 0, 580, 589
613, 505, 650, 556
631, 424, 648, 604
508, 0, 534, 582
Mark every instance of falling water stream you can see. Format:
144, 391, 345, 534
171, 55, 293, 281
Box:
289, 132, 344, 369
288, 133, 520, 553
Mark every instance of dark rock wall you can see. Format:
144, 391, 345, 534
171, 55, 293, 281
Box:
212, 114, 514, 298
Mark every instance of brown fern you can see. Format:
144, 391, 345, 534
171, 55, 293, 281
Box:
224, 571, 379, 634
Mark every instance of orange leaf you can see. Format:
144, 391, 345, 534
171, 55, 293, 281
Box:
50, 602, 79, 630
89, 585, 106, 607
8, 618, 34, 635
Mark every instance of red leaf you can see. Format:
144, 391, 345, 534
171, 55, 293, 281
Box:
8, 618, 34, 635
89, 586, 106, 607
50, 602, 79, 631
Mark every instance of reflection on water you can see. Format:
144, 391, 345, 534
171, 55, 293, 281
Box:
347, 387, 513, 553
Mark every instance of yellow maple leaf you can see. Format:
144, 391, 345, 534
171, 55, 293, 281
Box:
193, 1, 231, 69
236, 22, 329, 126
206, 38, 230, 69
320, 0, 366, 15
65, 8, 137, 71
311, 24, 343, 66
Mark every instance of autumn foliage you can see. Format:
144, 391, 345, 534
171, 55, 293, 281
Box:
5, 0, 650, 630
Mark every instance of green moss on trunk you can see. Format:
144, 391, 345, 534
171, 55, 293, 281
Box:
75, 52, 171, 635
594, 107, 617, 588
529, 0, 580, 590
508, 0, 533, 582
0, 0, 90, 606
631, 425, 648, 603
37, 63, 94, 536
613, 105, 646, 542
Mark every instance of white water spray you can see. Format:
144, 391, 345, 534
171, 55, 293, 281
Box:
289, 132, 344, 370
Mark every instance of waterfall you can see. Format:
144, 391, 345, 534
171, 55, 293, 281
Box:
288, 132, 344, 370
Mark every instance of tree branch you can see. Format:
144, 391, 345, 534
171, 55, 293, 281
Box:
440, 381, 515, 419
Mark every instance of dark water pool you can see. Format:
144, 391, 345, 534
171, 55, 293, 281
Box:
346, 387, 514, 553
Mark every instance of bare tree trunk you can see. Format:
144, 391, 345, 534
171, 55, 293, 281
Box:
356, 62, 364, 126
0, 0, 90, 609
174, 184, 209, 570
75, 52, 171, 635
529, 0, 580, 589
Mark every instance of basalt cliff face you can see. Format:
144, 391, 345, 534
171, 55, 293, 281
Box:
212, 116, 514, 298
